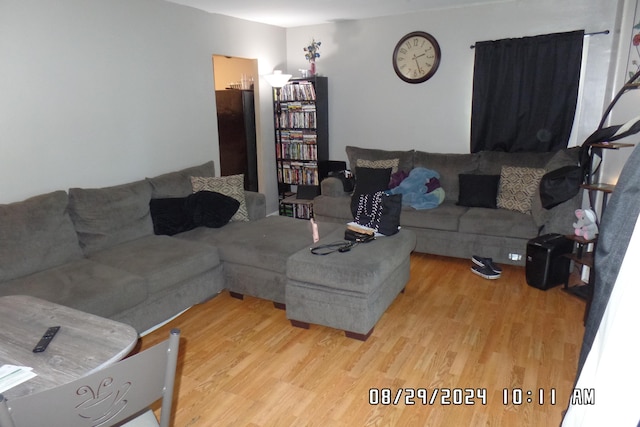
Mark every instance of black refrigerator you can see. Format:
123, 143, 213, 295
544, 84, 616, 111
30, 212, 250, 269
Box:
216, 89, 258, 192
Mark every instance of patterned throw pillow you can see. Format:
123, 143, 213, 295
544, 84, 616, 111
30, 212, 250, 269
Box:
191, 175, 249, 221
356, 158, 400, 174
497, 166, 546, 214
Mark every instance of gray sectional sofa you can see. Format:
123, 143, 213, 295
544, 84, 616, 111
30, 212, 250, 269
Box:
313, 145, 583, 266
0, 159, 417, 338
0, 161, 328, 334
1, 144, 577, 337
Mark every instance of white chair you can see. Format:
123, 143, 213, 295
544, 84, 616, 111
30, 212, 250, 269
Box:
0, 328, 180, 427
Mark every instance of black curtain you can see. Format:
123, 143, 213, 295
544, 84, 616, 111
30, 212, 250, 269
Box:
470, 30, 584, 153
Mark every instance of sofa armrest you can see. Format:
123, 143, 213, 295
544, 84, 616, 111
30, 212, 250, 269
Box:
321, 177, 350, 197
244, 191, 266, 221
538, 191, 583, 235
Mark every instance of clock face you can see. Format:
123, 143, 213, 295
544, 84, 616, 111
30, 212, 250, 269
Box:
392, 31, 441, 83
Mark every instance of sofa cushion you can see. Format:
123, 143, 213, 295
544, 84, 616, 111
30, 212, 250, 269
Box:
69, 180, 154, 255
457, 174, 500, 208
497, 166, 546, 214
313, 194, 353, 222
0, 259, 147, 319
458, 207, 539, 239
244, 191, 267, 221
147, 161, 215, 198
177, 216, 342, 274
346, 146, 414, 176
399, 200, 466, 231
88, 235, 220, 294
413, 152, 480, 202
0, 191, 83, 282
191, 175, 248, 222
477, 150, 557, 174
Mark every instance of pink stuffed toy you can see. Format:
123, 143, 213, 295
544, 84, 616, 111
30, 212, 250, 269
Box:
573, 208, 599, 240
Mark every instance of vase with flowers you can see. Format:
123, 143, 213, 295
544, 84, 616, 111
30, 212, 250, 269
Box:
304, 39, 321, 76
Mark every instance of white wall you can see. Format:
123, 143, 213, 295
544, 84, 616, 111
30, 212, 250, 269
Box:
0, 0, 285, 210
1, 0, 630, 212
285, 0, 620, 167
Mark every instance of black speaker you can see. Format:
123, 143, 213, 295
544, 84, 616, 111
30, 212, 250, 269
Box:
318, 160, 347, 182
526, 233, 573, 290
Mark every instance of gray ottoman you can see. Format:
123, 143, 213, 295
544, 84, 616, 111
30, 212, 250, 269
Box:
285, 228, 416, 340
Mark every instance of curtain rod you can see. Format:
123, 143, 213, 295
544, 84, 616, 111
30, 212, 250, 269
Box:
469, 30, 609, 49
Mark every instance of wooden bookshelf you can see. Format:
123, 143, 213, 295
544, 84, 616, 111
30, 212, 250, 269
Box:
279, 195, 314, 219
272, 76, 328, 220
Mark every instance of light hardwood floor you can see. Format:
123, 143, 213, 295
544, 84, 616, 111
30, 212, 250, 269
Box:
140, 253, 586, 427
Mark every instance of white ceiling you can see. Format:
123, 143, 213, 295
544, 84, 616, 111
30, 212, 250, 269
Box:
163, 0, 511, 28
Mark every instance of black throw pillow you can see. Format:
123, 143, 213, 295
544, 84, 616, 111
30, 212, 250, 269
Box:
150, 191, 240, 235
185, 191, 240, 228
350, 166, 393, 218
150, 197, 196, 236
457, 174, 501, 208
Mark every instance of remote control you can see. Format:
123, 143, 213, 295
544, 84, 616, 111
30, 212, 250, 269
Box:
32, 326, 60, 353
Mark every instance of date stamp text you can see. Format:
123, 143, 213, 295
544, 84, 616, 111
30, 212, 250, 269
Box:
369, 388, 487, 406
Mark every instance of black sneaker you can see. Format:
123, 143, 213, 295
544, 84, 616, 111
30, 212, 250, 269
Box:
471, 264, 501, 280
472, 255, 502, 274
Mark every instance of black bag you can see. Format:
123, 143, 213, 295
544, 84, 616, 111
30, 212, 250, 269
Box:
353, 192, 402, 236
539, 165, 583, 209
344, 228, 375, 243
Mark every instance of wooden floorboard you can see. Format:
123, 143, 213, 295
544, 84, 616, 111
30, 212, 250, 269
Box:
139, 253, 586, 426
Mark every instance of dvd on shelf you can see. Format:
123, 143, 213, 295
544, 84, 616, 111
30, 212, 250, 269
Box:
276, 142, 318, 161
277, 111, 317, 129
276, 81, 316, 102
276, 161, 319, 185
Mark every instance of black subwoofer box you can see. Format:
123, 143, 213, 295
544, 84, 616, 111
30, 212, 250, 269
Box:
526, 233, 573, 290
318, 160, 347, 182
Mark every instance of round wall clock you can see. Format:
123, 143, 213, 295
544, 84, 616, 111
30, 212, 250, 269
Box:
392, 31, 441, 83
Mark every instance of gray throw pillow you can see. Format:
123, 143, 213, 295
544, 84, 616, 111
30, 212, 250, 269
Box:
147, 161, 215, 198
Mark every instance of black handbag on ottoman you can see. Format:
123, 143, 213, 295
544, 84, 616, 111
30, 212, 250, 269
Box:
353, 191, 402, 236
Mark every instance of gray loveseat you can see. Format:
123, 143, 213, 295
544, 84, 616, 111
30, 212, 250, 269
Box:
313, 146, 583, 266
0, 161, 298, 334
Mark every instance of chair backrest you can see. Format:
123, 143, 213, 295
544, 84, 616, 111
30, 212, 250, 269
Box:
0, 329, 180, 427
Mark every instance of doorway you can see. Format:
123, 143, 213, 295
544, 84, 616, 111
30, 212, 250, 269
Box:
212, 55, 259, 191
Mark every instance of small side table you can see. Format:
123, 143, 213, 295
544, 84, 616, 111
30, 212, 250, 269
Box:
563, 235, 597, 323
